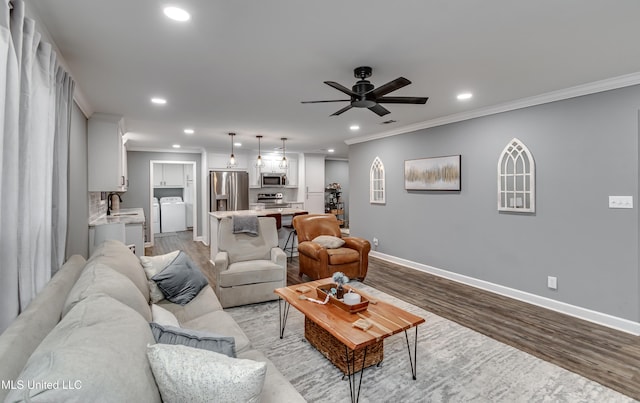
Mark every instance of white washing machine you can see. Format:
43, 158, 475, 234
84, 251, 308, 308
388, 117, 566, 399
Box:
160, 197, 186, 233
152, 197, 161, 234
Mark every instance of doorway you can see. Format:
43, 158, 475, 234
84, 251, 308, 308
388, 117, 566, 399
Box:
149, 161, 197, 246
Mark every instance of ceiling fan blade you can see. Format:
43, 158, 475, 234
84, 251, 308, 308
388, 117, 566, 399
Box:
368, 104, 391, 116
368, 77, 411, 98
330, 105, 353, 116
377, 96, 429, 104
301, 99, 350, 104
324, 81, 358, 97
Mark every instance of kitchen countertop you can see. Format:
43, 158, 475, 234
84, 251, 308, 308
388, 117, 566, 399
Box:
89, 208, 146, 226
209, 208, 306, 219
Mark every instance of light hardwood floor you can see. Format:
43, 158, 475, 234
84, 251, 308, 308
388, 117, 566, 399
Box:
147, 231, 640, 400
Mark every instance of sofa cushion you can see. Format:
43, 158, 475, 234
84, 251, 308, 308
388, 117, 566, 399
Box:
0, 255, 87, 403
150, 323, 236, 358
180, 310, 252, 354
313, 235, 345, 249
5, 294, 161, 403
140, 250, 180, 303
151, 252, 209, 305
147, 343, 266, 403
237, 349, 307, 403
63, 262, 152, 321
327, 247, 360, 265
152, 304, 181, 327
157, 286, 223, 323
88, 239, 150, 302
219, 260, 284, 288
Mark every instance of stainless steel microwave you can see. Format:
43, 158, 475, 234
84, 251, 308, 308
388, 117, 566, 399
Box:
261, 173, 287, 187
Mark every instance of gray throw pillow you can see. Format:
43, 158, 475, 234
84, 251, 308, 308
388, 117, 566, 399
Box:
151, 252, 209, 305
150, 323, 236, 358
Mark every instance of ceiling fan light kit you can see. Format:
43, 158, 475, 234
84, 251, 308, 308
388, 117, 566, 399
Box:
302, 66, 429, 117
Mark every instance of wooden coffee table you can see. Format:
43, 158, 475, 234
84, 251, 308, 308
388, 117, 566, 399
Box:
275, 278, 425, 403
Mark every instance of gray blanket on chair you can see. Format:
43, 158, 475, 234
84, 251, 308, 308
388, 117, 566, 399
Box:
232, 215, 259, 236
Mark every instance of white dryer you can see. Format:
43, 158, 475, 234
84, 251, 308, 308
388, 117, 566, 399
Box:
160, 197, 186, 233
152, 197, 161, 234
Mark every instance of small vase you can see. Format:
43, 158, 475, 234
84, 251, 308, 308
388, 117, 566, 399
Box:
336, 284, 344, 299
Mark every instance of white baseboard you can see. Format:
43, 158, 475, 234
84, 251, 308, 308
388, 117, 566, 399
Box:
370, 251, 640, 335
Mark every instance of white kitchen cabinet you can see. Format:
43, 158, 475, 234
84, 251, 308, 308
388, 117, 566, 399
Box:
89, 222, 144, 257
154, 164, 184, 187
248, 158, 262, 188
285, 158, 298, 187
88, 114, 127, 192
124, 223, 144, 257
251, 155, 298, 187
305, 154, 325, 192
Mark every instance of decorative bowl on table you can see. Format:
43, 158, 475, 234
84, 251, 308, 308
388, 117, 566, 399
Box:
316, 283, 369, 313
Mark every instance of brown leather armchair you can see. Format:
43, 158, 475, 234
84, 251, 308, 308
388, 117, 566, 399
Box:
293, 214, 371, 281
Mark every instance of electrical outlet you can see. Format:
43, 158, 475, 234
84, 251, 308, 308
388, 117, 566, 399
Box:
373, 237, 379, 247
547, 276, 558, 290
609, 196, 633, 209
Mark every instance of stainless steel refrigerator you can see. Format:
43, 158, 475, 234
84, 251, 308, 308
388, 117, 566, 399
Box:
209, 171, 249, 212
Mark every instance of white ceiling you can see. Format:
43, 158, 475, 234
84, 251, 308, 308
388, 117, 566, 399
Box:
30, 0, 640, 158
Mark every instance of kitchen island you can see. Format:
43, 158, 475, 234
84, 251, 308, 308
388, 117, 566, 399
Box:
89, 208, 145, 257
209, 208, 307, 261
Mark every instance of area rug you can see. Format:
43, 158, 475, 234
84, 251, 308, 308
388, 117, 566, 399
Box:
226, 283, 634, 403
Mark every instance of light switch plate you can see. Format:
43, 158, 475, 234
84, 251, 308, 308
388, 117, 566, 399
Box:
608, 196, 633, 209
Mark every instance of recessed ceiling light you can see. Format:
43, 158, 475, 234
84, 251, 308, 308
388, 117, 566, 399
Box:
151, 97, 167, 105
183, 128, 194, 134
234, 142, 242, 147
172, 144, 181, 148
163, 7, 190, 22
349, 125, 360, 131
457, 92, 473, 100
327, 149, 335, 153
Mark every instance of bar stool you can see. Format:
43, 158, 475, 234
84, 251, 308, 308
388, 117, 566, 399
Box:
283, 211, 308, 261
263, 212, 282, 230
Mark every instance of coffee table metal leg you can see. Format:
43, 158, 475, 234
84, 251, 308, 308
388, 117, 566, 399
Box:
278, 298, 291, 339
404, 326, 419, 380
344, 345, 368, 403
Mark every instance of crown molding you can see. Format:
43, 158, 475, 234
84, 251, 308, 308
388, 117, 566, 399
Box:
346, 72, 640, 145
126, 146, 205, 154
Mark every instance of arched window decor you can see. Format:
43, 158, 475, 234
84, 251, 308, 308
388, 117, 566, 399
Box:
498, 138, 535, 212
370, 157, 385, 204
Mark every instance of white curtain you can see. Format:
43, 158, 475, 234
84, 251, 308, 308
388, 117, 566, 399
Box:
0, 0, 75, 333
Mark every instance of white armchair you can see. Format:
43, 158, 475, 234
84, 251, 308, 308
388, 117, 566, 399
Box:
213, 216, 286, 308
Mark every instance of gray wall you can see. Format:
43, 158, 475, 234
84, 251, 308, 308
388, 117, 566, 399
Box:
349, 85, 640, 322
66, 102, 89, 259
126, 151, 202, 242
325, 159, 349, 225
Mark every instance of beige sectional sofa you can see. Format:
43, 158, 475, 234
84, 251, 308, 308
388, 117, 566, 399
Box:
0, 240, 304, 402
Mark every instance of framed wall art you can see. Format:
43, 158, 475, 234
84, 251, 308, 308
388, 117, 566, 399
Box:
404, 155, 461, 191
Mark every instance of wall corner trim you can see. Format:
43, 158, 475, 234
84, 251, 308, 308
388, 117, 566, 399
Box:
369, 251, 640, 336
346, 72, 640, 145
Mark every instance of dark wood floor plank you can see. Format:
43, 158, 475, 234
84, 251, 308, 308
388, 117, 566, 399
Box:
146, 231, 640, 400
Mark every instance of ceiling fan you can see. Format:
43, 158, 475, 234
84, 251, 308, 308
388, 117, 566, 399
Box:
301, 66, 429, 117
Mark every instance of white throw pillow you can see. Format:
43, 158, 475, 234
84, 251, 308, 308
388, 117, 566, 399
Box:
140, 251, 180, 303
147, 343, 266, 403
313, 235, 345, 249
151, 304, 181, 328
